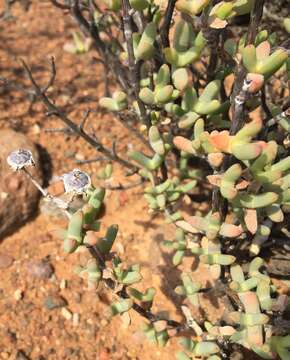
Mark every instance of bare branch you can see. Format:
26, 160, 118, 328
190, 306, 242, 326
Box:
79, 109, 91, 132
121, 0, 150, 129
103, 179, 144, 191
75, 157, 109, 164
117, 112, 152, 151
160, 0, 176, 49
21, 59, 138, 173
50, 0, 70, 10
42, 56, 56, 93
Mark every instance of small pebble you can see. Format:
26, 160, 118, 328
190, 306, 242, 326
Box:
14, 289, 23, 301
74, 292, 82, 303
0, 352, 10, 359
75, 153, 85, 160
72, 313, 79, 327
0, 192, 8, 200
27, 260, 54, 279
0, 253, 13, 269
100, 319, 108, 327
60, 279, 67, 290
44, 295, 67, 310
16, 350, 30, 360
31, 124, 41, 135
61, 307, 72, 320
115, 242, 124, 254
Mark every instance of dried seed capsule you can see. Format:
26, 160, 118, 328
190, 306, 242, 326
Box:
62, 169, 91, 194
7, 149, 35, 171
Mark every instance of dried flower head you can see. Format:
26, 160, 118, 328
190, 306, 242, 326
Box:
62, 169, 91, 194
7, 149, 35, 171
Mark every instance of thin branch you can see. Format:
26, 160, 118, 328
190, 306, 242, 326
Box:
22, 167, 47, 197
69, 0, 130, 92
44, 127, 75, 135
21, 59, 138, 173
265, 109, 289, 128
160, 0, 176, 49
75, 157, 109, 164
50, 0, 70, 10
22, 167, 71, 218
103, 179, 145, 191
231, 0, 265, 135
79, 109, 91, 132
261, 85, 272, 120
117, 112, 152, 151
121, 0, 150, 129
42, 57, 56, 93
245, 0, 265, 45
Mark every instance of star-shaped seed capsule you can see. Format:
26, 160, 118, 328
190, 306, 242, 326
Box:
7, 149, 35, 171
62, 169, 91, 194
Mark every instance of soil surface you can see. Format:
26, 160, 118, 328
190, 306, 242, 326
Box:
0, 2, 288, 360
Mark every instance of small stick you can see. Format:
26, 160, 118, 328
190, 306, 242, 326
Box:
22, 167, 71, 218
21, 59, 139, 173
22, 167, 47, 197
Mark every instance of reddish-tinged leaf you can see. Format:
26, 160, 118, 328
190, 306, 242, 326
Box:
246, 73, 264, 93
207, 174, 222, 186
209, 131, 231, 152
176, 220, 199, 233
183, 214, 207, 232
208, 152, 224, 167
256, 41, 270, 61
209, 16, 228, 29
173, 136, 195, 154
219, 223, 243, 238
236, 179, 249, 190
244, 209, 258, 234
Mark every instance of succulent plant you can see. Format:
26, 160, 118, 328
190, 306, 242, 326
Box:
10, 1, 290, 359
164, 20, 206, 67
99, 91, 128, 111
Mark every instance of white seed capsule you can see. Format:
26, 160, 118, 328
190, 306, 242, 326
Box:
62, 169, 91, 194
7, 149, 35, 171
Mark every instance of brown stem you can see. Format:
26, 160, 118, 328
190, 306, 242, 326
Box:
117, 112, 152, 151
160, 0, 176, 49
231, 0, 265, 134
69, 0, 130, 92
21, 59, 138, 173
121, 0, 150, 129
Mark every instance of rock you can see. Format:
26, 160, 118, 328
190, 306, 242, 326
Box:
44, 295, 67, 310
0, 352, 10, 360
72, 313, 79, 327
0, 130, 43, 240
14, 289, 23, 301
0, 253, 13, 268
99, 348, 111, 360
59, 279, 67, 289
27, 260, 54, 279
16, 350, 30, 360
61, 307, 72, 320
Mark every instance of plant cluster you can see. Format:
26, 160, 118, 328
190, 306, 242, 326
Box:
4, 0, 290, 359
